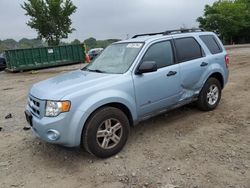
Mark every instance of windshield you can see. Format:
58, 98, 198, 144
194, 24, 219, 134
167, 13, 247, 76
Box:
83, 42, 143, 74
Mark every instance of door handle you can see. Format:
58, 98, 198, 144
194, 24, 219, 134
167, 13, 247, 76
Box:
200, 62, 208, 67
167, 71, 177, 77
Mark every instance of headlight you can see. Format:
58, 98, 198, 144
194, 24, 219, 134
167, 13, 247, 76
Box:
45, 100, 71, 117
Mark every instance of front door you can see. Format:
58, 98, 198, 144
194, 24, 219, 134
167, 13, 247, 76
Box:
132, 40, 181, 118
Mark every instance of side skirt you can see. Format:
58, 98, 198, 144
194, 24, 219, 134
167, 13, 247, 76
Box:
135, 97, 198, 124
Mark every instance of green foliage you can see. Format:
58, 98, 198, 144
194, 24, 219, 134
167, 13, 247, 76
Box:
84, 37, 120, 51
0, 39, 18, 52
0, 38, 120, 53
71, 39, 81, 45
197, 0, 250, 44
19, 38, 44, 48
22, 0, 77, 46
0, 39, 18, 50
84, 37, 97, 50
0, 38, 44, 53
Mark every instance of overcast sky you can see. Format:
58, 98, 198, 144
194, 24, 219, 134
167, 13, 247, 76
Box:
0, 0, 216, 41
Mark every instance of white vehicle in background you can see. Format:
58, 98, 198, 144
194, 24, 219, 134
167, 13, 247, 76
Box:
88, 48, 103, 60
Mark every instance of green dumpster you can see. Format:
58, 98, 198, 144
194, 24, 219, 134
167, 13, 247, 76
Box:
5, 44, 85, 72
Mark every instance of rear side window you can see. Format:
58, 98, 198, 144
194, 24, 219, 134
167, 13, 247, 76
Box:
175, 37, 203, 62
142, 40, 174, 68
200, 35, 222, 54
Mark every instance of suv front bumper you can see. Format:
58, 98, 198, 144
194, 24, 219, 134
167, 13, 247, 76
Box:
25, 105, 89, 147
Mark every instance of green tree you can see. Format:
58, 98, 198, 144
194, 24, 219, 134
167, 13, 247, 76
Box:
71, 39, 81, 45
19, 38, 44, 48
84, 38, 121, 50
22, 0, 77, 46
84, 37, 97, 50
197, 0, 250, 44
2, 39, 18, 50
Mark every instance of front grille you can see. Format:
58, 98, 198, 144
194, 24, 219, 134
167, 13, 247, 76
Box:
28, 97, 41, 117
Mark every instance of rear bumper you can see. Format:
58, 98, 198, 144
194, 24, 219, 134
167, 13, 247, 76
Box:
223, 69, 229, 88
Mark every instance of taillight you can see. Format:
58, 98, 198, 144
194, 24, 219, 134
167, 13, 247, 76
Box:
225, 54, 229, 68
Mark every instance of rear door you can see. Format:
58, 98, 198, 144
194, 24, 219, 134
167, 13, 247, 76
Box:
199, 34, 227, 68
132, 40, 181, 118
174, 37, 208, 99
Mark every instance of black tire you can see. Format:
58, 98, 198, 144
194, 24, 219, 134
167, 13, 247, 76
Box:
82, 107, 130, 158
197, 77, 222, 111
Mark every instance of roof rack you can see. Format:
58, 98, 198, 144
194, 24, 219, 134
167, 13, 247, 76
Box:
132, 28, 205, 39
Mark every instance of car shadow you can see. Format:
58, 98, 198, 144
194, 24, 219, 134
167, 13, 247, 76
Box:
28, 103, 204, 170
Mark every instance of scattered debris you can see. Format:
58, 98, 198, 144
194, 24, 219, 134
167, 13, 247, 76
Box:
5, 113, 12, 119
10, 183, 21, 187
119, 176, 129, 183
115, 155, 119, 159
144, 182, 149, 187
180, 171, 186, 175
30, 70, 39, 74
241, 171, 246, 174
132, 172, 136, 177
0, 161, 9, 167
231, 150, 236, 157
2, 87, 14, 91
189, 144, 197, 150
23, 127, 31, 131
162, 184, 179, 188
88, 160, 94, 164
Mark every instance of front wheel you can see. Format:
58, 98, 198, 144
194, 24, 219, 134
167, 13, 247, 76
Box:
82, 107, 130, 158
197, 77, 222, 111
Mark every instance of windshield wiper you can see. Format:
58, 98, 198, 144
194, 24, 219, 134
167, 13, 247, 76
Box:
82, 67, 105, 73
89, 69, 105, 73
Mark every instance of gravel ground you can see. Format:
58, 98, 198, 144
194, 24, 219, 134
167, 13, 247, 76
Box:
0, 47, 249, 188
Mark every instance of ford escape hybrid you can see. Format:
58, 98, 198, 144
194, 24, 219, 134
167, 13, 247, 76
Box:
25, 29, 229, 158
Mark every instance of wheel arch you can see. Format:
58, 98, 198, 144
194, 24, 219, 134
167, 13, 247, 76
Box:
80, 102, 134, 148
87, 102, 134, 127
208, 72, 224, 89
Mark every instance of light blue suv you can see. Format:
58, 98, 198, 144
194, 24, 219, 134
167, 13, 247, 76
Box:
25, 29, 229, 158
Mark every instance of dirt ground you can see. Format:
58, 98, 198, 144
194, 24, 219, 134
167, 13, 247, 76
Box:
0, 47, 249, 188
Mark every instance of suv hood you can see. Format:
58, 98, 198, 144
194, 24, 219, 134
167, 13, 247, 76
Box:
30, 70, 120, 100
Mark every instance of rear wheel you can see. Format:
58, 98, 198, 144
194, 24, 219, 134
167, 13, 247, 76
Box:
197, 77, 222, 111
82, 107, 130, 158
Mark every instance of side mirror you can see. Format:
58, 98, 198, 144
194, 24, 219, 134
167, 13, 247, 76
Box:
136, 61, 157, 74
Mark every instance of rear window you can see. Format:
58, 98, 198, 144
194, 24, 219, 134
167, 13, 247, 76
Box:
200, 35, 222, 54
174, 37, 203, 63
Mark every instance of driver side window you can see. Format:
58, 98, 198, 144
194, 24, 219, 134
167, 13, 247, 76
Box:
142, 40, 174, 69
